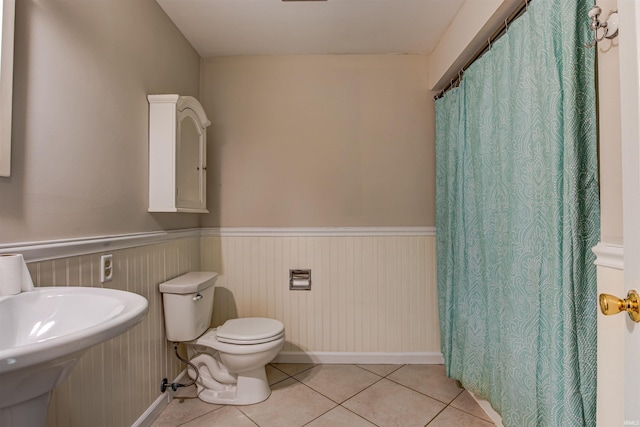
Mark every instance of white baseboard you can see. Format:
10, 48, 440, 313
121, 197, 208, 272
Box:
132, 370, 188, 427
272, 351, 444, 365
469, 391, 504, 427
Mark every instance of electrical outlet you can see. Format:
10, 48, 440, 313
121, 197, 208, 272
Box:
100, 254, 113, 283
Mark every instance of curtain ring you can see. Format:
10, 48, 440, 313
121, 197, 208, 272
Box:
488, 38, 492, 50
525, 0, 529, 11
505, 18, 509, 31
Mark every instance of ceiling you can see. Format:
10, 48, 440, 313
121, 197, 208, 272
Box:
155, 0, 467, 57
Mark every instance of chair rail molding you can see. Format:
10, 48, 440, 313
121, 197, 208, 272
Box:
0, 229, 201, 262
0, 227, 436, 263
593, 242, 624, 270
201, 226, 436, 237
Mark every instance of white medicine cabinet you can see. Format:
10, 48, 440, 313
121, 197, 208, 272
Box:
148, 94, 211, 213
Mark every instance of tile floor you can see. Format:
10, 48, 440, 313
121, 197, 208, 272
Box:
151, 364, 496, 427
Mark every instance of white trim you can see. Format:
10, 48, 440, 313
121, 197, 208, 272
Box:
201, 226, 436, 238
0, 229, 201, 263
272, 351, 444, 365
593, 242, 624, 270
619, 1, 640, 420
469, 391, 504, 427
0, 0, 15, 177
132, 370, 188, 427
0, 227, 434, 263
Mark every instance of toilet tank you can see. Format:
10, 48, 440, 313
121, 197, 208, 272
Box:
159, 272, 218, 342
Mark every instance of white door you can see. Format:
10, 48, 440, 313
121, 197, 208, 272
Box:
614, 0, 640, 424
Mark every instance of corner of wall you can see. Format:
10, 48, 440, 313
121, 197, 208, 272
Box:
428, 0, 523, 91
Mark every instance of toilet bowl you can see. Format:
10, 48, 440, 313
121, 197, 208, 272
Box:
159, 272, 285, 405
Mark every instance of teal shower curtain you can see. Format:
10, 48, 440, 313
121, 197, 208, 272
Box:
435, 0, 599, 426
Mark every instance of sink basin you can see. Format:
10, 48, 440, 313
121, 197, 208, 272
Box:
0, 287, 148, 426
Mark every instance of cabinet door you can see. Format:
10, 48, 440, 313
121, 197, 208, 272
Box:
176, 108, 205, 210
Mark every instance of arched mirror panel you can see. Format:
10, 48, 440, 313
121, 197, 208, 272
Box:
148, 94, 210, 213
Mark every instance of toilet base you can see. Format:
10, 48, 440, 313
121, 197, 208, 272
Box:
196, 366, 272, 405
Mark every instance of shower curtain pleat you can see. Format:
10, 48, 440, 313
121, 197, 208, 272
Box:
435, 0, 599, 426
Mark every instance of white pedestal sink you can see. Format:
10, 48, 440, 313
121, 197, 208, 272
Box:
0, 287, 148, 426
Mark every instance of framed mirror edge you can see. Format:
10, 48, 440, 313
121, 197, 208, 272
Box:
0, 0, 15, 178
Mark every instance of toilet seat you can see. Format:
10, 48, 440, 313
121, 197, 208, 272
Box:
215, 318, 285, 344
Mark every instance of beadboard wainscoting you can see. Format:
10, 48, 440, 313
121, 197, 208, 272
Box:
200, 227, 441, 363
2, 232, 202, 427
2, 227, 441, 426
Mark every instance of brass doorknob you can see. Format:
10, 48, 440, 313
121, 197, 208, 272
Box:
599, 289, 640, 322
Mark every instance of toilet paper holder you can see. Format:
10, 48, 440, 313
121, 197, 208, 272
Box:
289, 269, 311, 291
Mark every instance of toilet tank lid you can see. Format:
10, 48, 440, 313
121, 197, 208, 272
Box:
159, 272, 218, 294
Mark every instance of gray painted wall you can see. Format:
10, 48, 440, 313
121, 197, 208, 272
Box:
0, 0, 201, 244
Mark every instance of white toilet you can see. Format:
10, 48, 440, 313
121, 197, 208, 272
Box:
159, 271, 285, 405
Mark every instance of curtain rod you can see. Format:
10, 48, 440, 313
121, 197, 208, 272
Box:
434, 0, 532, 101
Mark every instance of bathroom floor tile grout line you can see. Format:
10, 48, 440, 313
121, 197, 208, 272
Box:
280, 367, 480, 427
300, 402, 372, 427
296, 376, 386, 427
272, 363, 469, 409
233, 381, 372, 427
165, 364, 492, 427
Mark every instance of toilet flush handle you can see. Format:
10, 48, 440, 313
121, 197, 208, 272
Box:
192, 293, 203, 302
